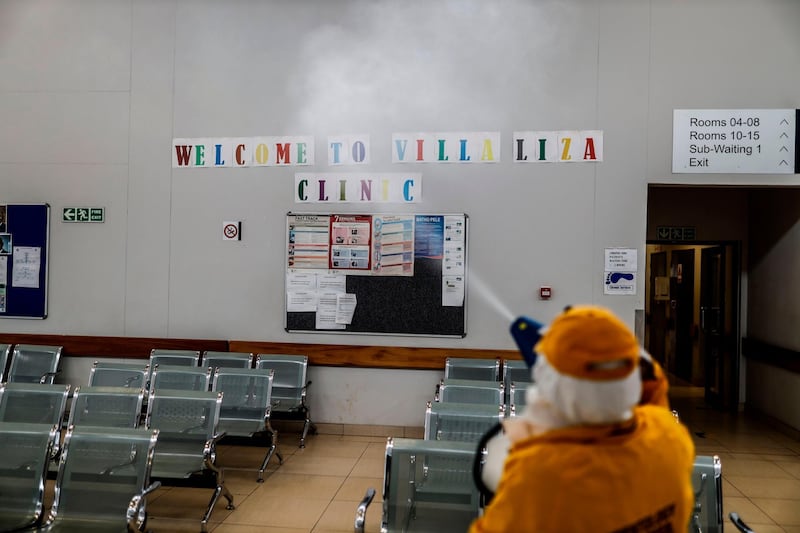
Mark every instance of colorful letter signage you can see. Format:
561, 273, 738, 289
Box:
295, 173, 421, 203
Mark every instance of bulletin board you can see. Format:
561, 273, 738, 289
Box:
285, 213, 467, 337
0, 204, 51, 319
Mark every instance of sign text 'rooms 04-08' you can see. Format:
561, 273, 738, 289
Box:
172, 131, 604, 167
672, 109, 797, 174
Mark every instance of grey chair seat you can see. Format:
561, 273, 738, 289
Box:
36, 518, 131, 533
38, 426, 160, 533
0, 423, 57, 531
150, 449, 206, 479
354, 437, 483, 533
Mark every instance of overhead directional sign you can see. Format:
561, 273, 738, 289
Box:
672, 109, 798, 174
63, 207, 104, 223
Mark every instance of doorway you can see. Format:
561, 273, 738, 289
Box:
645, 242, 740, 408
645, 185, 745, 410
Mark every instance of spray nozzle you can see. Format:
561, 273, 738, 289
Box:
510, 316, 544, 368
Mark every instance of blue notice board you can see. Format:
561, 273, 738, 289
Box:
0, 204, 50, 319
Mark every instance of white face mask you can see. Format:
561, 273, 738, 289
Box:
523, 354, 642, 431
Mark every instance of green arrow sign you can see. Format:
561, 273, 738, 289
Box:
656, 226, 696, 241
63, 207, 104, 223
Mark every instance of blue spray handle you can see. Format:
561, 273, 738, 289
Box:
510, 316, 544, 368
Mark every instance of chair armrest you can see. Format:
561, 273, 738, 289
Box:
143, 480, 161, 496
39, 370, 60, 384
354, 487, 376, 533
202, 432, 227, 474
126, 481, 161, 532
729, 512, 756, 533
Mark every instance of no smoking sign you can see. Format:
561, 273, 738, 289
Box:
222, 221, 241, 241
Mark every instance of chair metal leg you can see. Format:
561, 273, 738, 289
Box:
200, 483, 235, 532
258, 442, 284, 482
299, 414, 317, 448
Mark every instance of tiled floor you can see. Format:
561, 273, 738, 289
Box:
145, 428, 391, 533
670, 387, 800, 533
96, 387, 800, 532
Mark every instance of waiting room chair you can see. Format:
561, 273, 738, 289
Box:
0, 343, 12, 381
7, 344, 62, 384
690, 455, 723, 533
68, 386, 145, 429
0, 422, 58, 532
254, 353, 316, 447
149, 348, 200, 367
436, 378, 505, 406
0, 382, 70, 458
444, 357, 500, 381
88, 361, 149, 390
355, 437, 484, 533
39, 425, 161, 533
145, 389, 233, 532
502, 359, 532, 389
424, 401, 505, 443
212, 367, 282, 481
148, 349, 199, 390
201, 351, 254, 372
148, 364, 212, 395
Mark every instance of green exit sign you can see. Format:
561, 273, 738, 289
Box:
656, 226, 696, 241
63, 207, 105, 223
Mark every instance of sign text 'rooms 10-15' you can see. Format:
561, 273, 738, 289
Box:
672, 109, 798, 174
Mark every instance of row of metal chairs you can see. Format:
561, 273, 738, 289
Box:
0, 344, 316, 446
355, 446, 729, 533
0, 343, 62, 384
91, 352, 316, 448
0, 422, 160, 532
0, 387, 232, 532
444, 356, 532, 386
436, 377, 528, 414
355, 358, 729, 533
0, 365, 282, 480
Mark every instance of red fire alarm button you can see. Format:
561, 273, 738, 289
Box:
539, 286, 552, 299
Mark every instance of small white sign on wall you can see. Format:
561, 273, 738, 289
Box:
604, 247, 637, 295
604, 248, 637, 271
222, 221, 241, 241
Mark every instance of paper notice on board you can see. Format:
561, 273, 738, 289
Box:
335, 293, 357, 324
12, 246, 40, 288
0, 256, 7, 285
318, 274, 346, 292
0, 286, 5, 313
444, 215, 465, 243
443, 241, 466, 275
287, 291, 318, 312
443, 275, 465, 306
286, 272, 318, 291
316, 291, 346, 329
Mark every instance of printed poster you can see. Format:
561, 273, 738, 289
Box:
373, 215, 414, 276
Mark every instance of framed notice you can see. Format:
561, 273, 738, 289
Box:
0, 204, 50, 319
285, 212, 468, 337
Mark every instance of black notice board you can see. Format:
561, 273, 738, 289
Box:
285, 213, 467, 337
0, 204, 50, 319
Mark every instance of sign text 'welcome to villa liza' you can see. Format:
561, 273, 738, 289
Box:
172, 130, 603, 168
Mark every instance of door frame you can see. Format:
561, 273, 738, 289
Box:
644, 240, 742, 409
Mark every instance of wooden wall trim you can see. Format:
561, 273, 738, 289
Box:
229, 340, 520, 370
742, 337, 800, 375
0, 334, 228, 359
0, 333, 522, 370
